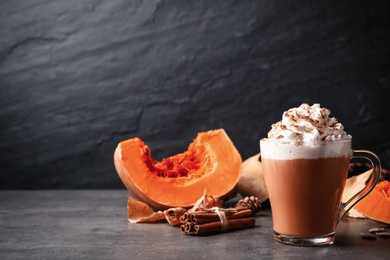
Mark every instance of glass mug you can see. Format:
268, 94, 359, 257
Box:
260, 139, 381, 246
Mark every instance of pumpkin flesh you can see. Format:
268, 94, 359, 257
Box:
355, 180, 390, 224
114, 129, 242, 210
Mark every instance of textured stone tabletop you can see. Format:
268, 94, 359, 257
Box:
0, 190, 388, 259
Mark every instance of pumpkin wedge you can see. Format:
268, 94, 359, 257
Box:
355, 180, 390, 224
114, 129, 242, 210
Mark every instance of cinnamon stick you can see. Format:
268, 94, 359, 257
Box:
182, 217, 256, 235
180, 196, 261, 235
190, 209, 254, 224
179, 212, 190, 224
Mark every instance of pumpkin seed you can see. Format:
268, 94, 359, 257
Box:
375, 232, 390, 237
368, 227, 385, 233
360, 232, 377, 240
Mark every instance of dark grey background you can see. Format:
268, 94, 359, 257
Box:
1, 0, 389, 189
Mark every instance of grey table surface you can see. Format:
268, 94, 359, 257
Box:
0, 190, 389, 260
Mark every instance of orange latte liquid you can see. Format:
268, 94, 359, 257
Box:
262, 157, 350, 237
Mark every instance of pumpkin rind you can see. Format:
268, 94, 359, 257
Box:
114, 129, 242, 210
354, 180, 390, 224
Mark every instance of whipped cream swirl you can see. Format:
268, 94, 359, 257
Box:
265, 103, 351, 145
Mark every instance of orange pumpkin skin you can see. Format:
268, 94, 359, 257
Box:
355, 180, 390, 224
114, 129, 242, 210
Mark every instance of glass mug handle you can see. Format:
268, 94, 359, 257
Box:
339, 150, 382, 221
